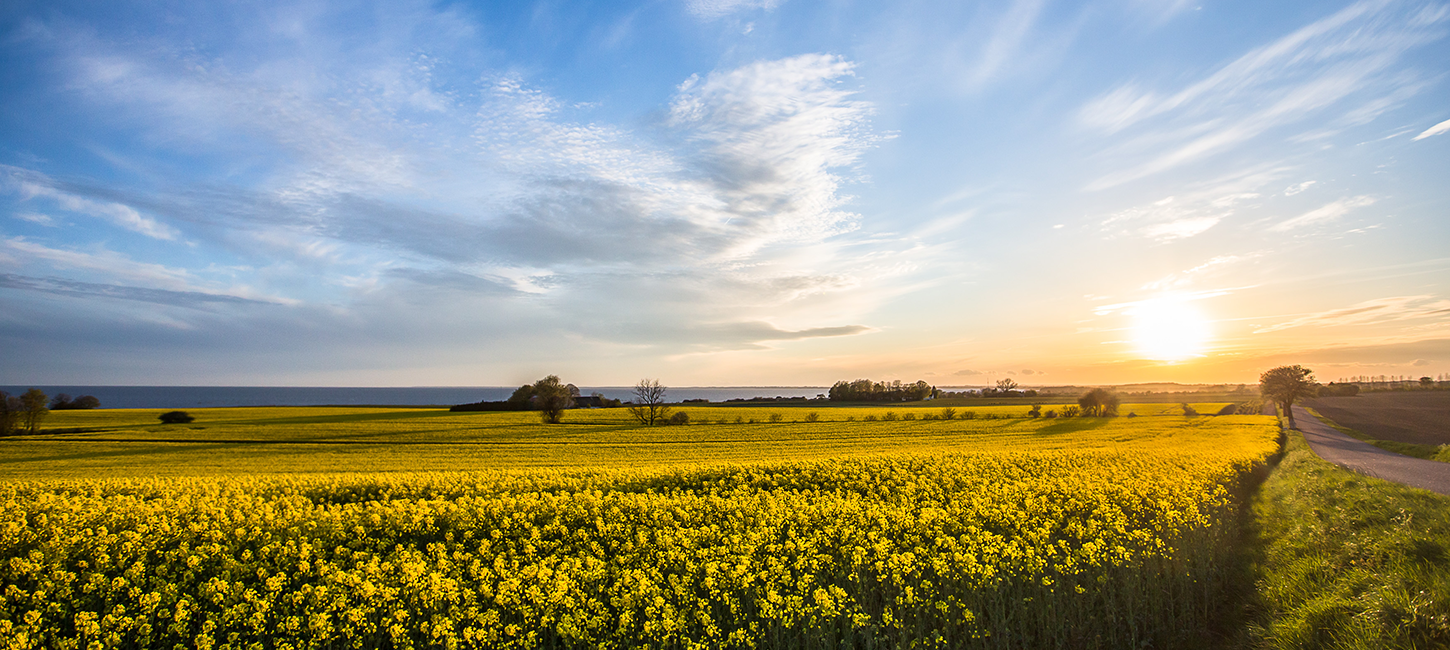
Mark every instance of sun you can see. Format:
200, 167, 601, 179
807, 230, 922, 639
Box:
1130, 297, 1211, 362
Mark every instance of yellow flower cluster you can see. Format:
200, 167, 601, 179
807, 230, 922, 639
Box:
0, 425, 1277, 649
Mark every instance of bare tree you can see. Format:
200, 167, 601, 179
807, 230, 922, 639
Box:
532, 375, 574, 424
629, 379, 671, 426
995, 378, 1018, 393
19, 388, 48, 434
1260, 365, 1318, 428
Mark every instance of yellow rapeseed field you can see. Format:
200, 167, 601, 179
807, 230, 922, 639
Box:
0, 409, 1278, 649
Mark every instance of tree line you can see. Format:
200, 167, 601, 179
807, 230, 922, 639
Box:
828, 379, 935, 402
0, 389, 101, 435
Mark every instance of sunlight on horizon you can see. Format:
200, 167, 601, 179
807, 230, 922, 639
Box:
1130, 297, 1212, 362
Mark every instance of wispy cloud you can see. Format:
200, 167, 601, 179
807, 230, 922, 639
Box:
2, 165, 178, 239
1081, 0, 1446, 190
2, 237, 292, 304
0, 273, 276, 308
1097, 164, 1286, 240
1413, 117, 1450, 140
684, 0, 783, 20
1255, 295, 1450, 334
1269, 195, 1376, 232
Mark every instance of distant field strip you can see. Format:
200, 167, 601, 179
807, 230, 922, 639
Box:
1, 404, 1234, 479
0, 409, 1277, 648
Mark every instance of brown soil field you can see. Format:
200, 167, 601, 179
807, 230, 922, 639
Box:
1307, 391, 1450, 446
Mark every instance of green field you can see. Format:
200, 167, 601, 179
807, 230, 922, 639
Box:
3, 403, 1235, 479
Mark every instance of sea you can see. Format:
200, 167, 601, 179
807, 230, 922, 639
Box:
0, 386, 834, 409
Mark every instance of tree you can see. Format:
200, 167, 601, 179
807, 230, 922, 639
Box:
159, 411, 194, 424
1260, 365, 1318, 428
532, 375, 574, 424
996, 378, 1018, 393
19, 388, 48, 434
49, 393, 73, 410
1077, 388, 1120, 417
628, 379, 671, 426
0, 391, 18, 435
1422, 376, 1436, 388
507, 384, 536, 405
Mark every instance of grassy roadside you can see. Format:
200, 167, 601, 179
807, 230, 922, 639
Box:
1304, 407, 1450, 464
1242, 430, 1450, 648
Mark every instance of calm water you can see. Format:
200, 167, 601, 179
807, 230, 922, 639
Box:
0, 386, 833, 409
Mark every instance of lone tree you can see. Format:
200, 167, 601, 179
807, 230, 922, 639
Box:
629, 379, 671, 426
996, 378, 1019, 393
532, 375, 574, 424
19, 388, 48, 434
1077, 388, 1120, 417
158, 411, 195, 424
1260, 365, 1318, 428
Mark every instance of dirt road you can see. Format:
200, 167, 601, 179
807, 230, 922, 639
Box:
1292, 405, 1450, 496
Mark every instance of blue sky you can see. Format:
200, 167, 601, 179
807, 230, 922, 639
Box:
2, 0, 1448, 387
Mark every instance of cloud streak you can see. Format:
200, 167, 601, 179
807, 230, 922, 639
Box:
1081, 0, 1446, 189
1255, 295, 1450, 334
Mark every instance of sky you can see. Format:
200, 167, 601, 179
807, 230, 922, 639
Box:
1, 0, 1448, 388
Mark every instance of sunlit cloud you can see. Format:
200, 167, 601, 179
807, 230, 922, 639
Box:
1254, 295, 1450, 334
1413, 117, 1450, 140
1269, 195, 1376, 232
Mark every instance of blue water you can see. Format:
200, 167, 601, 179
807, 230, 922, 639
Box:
0, 386, 833, 409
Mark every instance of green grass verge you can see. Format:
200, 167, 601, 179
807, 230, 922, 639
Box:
1304, 407, 1450, 464
1243, 430, 1450, 648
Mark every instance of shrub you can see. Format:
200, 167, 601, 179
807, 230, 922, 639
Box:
804, 412, 819, 423
941, 408, 956, 420
959, 411, 977, 420
668, 411, 690, 425
864, 415, 878, 422
158, 411, 194, 424
1028, 405, 1042, 418
1062, 406, 1080, 417
1044, 409, 1057, 419
1182, 403, 1199, 417
845, 416, 856, 422
768, 413, 784, 423
883, 412, 898, 421
735, 416, 744, 424
902, 412, 916, 421
1127, 412, 1138, 418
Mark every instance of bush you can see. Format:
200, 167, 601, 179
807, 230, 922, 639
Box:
940, 408, 956, 420
883, 412, 898, 421
1028, 405, 1042, 418
902, 412, 916, 421
668, 411, 690, 425
863, 415, 878, 422
768, 413, 784, 423
804, 412, 819, 423
960, 411, 977, 420
1044, 410, 1057, 419
1181, 403, 1199, 417
159, 411, 194, 424
1062, 406, 1080, 417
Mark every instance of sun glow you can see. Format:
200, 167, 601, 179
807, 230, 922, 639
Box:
1130, 297, 1211, 361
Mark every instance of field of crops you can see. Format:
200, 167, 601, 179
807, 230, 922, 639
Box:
0, 407, 1278, 649
0, 403, 1232, 479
